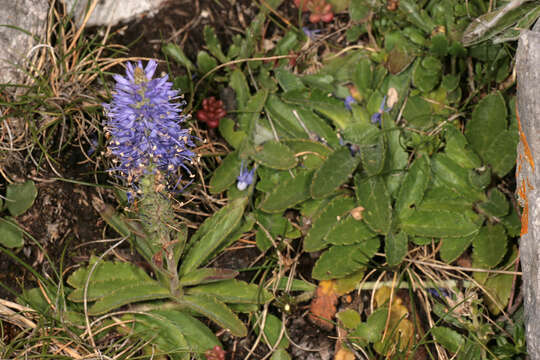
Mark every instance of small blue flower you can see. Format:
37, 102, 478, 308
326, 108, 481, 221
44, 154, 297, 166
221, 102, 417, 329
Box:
344, 95, 357, 111
371, 95, 391, 125
237, 161, 254, 191
427, 288, 450, 298
103, 60, 195, 192
302, 27, 321, 40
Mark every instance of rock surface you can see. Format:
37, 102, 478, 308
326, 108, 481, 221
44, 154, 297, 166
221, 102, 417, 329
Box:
63, 0, 169, 27
516, 20, 540, 360
0, 0, 49, 85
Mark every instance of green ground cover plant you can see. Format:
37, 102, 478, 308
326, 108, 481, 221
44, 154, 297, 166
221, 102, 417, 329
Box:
1, 0, 539, 359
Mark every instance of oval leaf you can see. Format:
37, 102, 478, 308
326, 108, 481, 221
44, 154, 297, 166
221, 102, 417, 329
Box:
385, 231, 408, 267
472, 224, 507, 269
253, 141, 297, 170
312, 238, 380, 280
439, 235, 474, 264
259, 170, 313, 213
465, 92, 507, 160
0, 218, 23, 248
209, 152, 242, 194
401, 209, 480, 238
395, 156, 430, 220
432, 326, 464, 354
6, 180, 37, 216
304, 196, 356, 252
355, 175, 392, 234
311, 147, 361, 199
324, 216, 375, 246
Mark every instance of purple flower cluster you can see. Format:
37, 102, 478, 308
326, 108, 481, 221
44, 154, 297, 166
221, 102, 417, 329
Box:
103, 60, 195, 192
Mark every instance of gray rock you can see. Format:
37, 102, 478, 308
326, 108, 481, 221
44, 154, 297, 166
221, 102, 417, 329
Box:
63, 0, 168, 27
516, 19, 540, 360
0, 0, 48, 85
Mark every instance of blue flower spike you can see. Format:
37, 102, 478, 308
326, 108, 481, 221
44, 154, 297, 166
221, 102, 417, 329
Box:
237, 161, 255, 191
103, 60, 195, 195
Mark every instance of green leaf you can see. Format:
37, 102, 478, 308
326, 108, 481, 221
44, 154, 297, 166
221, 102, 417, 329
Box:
151, 310, 221, 354
203, 26, 227, 63
349, 0, 370, 21
462, 2, 540, 46
290, 108, 340, 147
402, 95, 435, 130
88, 282, 170, 315
439, 235, 474, 264
382, 111, 409, 196
254, 211, 288, 251
478, 188, 509, 218
482, 247, 518, 315
501, 206, 521, 237
253, 141, 297, 170
265, 95, 309, 138
127, 312, 190, 360
179, 294, 247, 337
430, 34, 448, 57
311, 147, 360, 199
219, 118, 247, 149
465, 92, 507, 161
256, 167, 291, 193
385, 231, 408, 266
282, 89, 353, 129
355, 176, 392, 235
361, 130, 387, 176
94, 201, 132, 238
432, 326, 464, 353
472, 224, 507, 269
209, 152, 242, 194
229, 68, 249, 108
432, 153, 485, 202
6, 180, 37, 216
271, 348, 291, 360
350, 308, 388, 345
282, 139, 332, 170
395, 156, 430, 220
312, 239, 380, 280
304, 196, 356, 252
67, 258, 152, 289
484, 129, 518, 177
162, 43, 195, 71
178, 268, 239, 287
196, 50, 217, 75
180, 197, 247, 275
186, 279, 272, 304
325, 216, 376, 246
444, 125, 482, 169
401, 210, 480, 238
301, 74, 335, 92
412, 59, 440, 93
337, 309, 361, 330
275, 68, 305, 92
0, 218, 23, 248
256, 313, 289, 349
238, 89, 268, 135
259, 170, 313, 213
